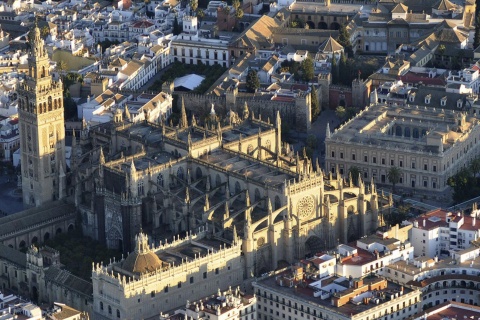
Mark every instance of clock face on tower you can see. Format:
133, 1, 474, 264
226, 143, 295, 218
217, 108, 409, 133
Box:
297, 196, 315, 219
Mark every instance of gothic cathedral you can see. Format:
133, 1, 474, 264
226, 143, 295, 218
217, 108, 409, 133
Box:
18, 24, 66, 206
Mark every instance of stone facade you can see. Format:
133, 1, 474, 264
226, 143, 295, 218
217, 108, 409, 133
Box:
325, 102, 480, 192
17, 25, 66, 207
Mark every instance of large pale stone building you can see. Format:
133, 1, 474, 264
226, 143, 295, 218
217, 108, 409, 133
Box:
76, 102, 385, 276
325, 100, 480, 192
17, 24, 66, 206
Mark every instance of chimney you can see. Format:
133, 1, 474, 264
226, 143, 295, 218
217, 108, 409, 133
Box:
423, 219, 426, 227
473, 216, 476, 226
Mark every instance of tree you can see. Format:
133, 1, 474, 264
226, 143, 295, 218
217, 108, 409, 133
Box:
189, 0, 198, 13
331, 55, 339, 85
173, 16, 182, 35
41, 26, 50, 39
437, 44, 446, 56
337, 24, 353, 57
338, 52, 348, 85
384, 204, 410, 227
348, 166, 361, 186
246, 69, 260, 93
57, 60, 67, 76
387, 166, 402, 193
335, 106, 346, 119
197, 9, 205, 23
448, 167, 479, 203
470, 157, 480, 178
310, 85, 320, 120
300, 57, 314, 82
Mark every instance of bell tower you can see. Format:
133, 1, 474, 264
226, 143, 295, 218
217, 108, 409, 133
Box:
18, 23, 66, 207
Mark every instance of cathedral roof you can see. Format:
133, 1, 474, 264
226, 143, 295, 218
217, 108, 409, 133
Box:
122, 233, 164, 275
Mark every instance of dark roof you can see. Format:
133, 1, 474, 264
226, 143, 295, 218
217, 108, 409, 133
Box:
0, 201, 76, 238
409, 86, 469, 110
0, 243, 26, 267
44, 266, 93, 297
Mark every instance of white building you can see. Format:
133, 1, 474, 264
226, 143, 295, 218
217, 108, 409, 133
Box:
334, 232, 414, 279
383, 246, 480, 308
171, 16, 232, 67
159, 288, 257, 320
446, 66, 480, 94
406, 208, 480, 257
92, 231, 244, 320
253, 267, 421, 320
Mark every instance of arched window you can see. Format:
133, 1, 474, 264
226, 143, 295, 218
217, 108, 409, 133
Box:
395, 126, 402, 136
404, 127, 411, 137
108, 305, 112, 314
196, 167, 202, 179
235, 181, 241, 195
117, 309, 120, 318
177, 167, 184, 180
274, 196, 281, 210
254, 188, 261, 202
138, 181, 144, 196
48, 97, 52, 111
157, 174, 164, 187
265, 140, 271, 151
412, 128, 419, 139
100, 302, 103, 310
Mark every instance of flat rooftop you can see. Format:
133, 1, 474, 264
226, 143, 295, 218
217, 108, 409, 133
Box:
329, 103, 477, 154
256, 272, 414, 316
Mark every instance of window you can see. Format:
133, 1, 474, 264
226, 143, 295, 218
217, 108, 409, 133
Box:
203, 272, 207, 279
364, 155, 368, 162
164, 286, 169, 293
352, 154, 356, 160
390, 159, 394, 166
100, 302, 104, 310
433, 165, 437, 172
373, 157, 377, 164
340, 152, 344, 159
382, 158, 385, 165
399, 160, 403, 167
117, 310, 121, 318
215, 268, 219, 274
108, 306, 112, 314
178, 281, 182, 288
151, 291, 155, 297
331, 151, 335, 158
190, 276, 194, 284
412, 162, 416, 169
424, 164, 428, 170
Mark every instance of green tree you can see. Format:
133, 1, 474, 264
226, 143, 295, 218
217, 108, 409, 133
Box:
335, 105, 346, 119
447, 167, 480, 203
41, 25, 50, 39
384, 204, 410, 227
337, 24, 353, 57
173, 16, 182, 35
189, 0, 198, 13
331, 55, 339, 85
300, 57, 315, 82
338, 52, 348, 85
246, 69, 260, 93
197, 9, 205, 23
470, 157, 480, 178
57, 60, 67, 75
310, 85, 320, 120
437, 44, 446, 56
387, 166, 402, 193
348, 166, 361, 186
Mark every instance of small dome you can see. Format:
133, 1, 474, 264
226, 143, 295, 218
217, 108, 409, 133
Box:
122, 251, 163, 274
122, 233, 164, 275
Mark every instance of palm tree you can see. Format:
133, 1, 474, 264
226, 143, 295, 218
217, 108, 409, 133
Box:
189, 0, 197, 14
197, 9, 205, 23
387, 166, 402, 193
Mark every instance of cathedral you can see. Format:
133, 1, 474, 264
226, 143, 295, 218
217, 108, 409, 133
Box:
73, 98, 387, 276
18, 23, 66, 206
